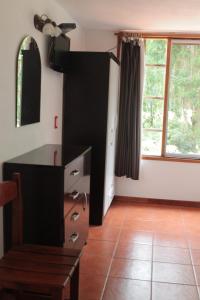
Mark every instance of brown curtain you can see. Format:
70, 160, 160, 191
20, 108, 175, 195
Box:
115, 40, 142, 180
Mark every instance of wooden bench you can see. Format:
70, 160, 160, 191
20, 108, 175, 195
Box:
0, 173, 81, 300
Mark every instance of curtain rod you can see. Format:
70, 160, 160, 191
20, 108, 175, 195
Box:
115, 31, 200, 58
115, 31, 200, 39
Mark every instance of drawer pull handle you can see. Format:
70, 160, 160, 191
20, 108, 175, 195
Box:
69, 232, 79, 243
69, 191, 79, 200
71, 212, 80, 222
70, 169, 80, 176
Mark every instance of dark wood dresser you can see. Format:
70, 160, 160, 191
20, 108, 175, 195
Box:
3, 144, 91, 252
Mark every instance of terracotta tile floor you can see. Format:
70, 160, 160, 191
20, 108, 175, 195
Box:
79, 200, 200, 300
3, 200, 200, 299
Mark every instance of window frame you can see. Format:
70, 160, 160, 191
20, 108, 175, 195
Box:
142, 37, 200, 163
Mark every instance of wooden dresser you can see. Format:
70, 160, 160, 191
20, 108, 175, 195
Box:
3, 144, 91, 252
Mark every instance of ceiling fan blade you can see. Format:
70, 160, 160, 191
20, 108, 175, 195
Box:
58, 23, 76, 33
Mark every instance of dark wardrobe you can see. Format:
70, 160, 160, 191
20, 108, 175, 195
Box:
62, 51, 119, 225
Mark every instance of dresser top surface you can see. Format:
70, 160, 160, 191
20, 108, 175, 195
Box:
5, 144, 91, 167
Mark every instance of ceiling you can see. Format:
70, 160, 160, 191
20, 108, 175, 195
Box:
57, 0, 200, 32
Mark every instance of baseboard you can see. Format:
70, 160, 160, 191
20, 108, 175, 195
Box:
114, 195, 200, 208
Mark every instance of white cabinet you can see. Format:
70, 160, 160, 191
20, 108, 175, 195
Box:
104, 59, 119, 215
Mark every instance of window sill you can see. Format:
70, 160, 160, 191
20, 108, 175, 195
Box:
142, 155, 200, 163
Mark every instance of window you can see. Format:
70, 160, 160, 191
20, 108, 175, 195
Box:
142, 38, 200, 160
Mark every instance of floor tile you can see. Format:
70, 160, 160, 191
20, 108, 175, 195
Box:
193, 265, 200, 285
103, 215, 124, 226
153, 246, 191, 264
152, 282, 199, 300
153, 262, 195, 285
191, 249, 200, 265
187, 235, 200, 250
154, 232, 188, 248
103, 278, 151, 300
152, 221, 183, 234
115, 242, 152, 260
185, 226, 200, 235
83, 239, 116, 257
80, 254, 111, 276
88, 225, 121, 241
184, 216, 200, 225
79, 273, 106, 300
119, 229, 153, 244
123, 220, 155, 231
110, 258, 152, 281
152, 207, 182, 222
104, 208, 125, 220
125, 209, 155, 221
183, 213, 200, 223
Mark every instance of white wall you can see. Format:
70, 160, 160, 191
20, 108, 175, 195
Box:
0, 0, 86, 256
85, 29, 200, 203
115, 160, 200, 201
85, 29, 117, 55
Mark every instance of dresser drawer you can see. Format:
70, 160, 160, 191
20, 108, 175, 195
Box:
64, 176, 86, 218
64, 155, 84, 192
64, 190, 83, 218
64, 195, 89, 249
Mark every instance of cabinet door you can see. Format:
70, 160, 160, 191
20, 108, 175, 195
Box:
103, 59, 119, 216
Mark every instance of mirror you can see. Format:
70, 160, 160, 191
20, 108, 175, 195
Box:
16, 36, 41, 127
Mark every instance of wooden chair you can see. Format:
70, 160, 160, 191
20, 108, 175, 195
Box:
0, 173, 81, 300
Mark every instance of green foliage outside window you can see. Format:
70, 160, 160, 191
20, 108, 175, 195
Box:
145, 39, 167, 65
167, 43, 200, 155
144, 67, 165, 97
142, 38, 200, 157
142, 39, 166, 155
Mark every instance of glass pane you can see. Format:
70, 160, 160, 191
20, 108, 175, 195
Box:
166, 42, 200, 156
144, 66, 165, 97
145, 39, 167, 65
142, 130, 162, 156
143, 98, 164, 129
